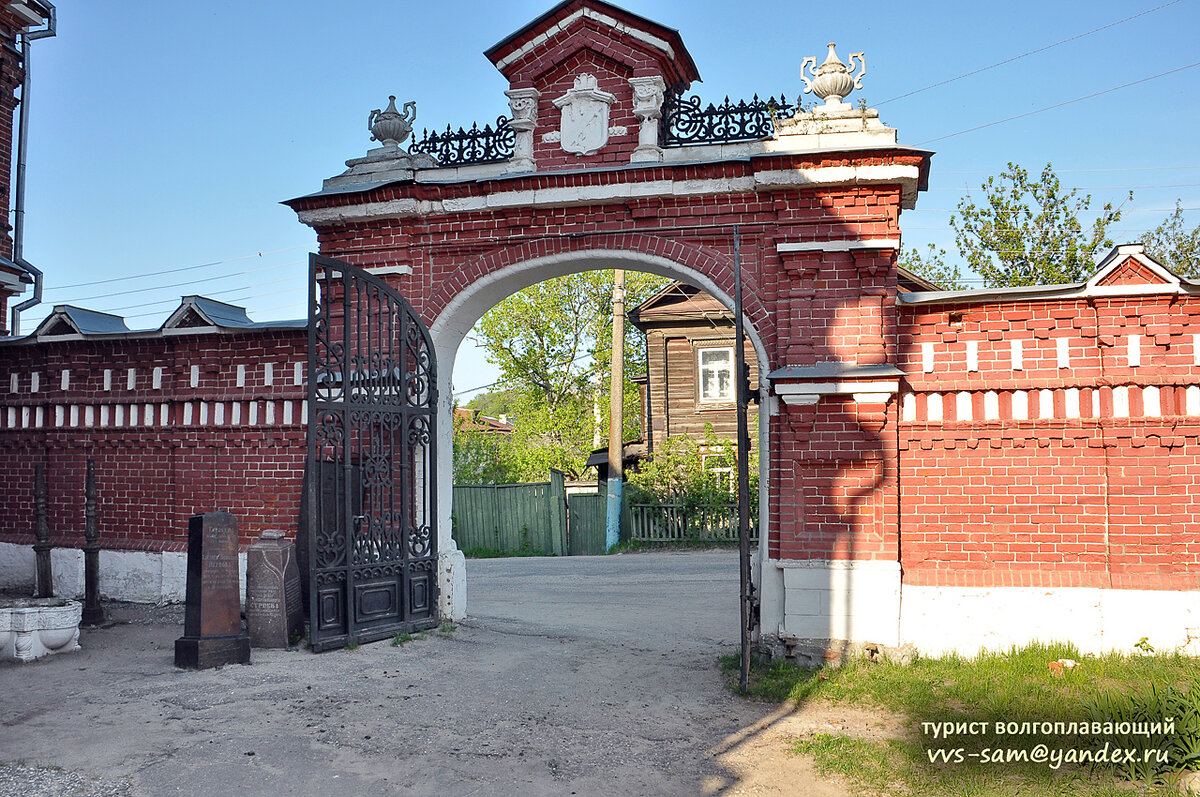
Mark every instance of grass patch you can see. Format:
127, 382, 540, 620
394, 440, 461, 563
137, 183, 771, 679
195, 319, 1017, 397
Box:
795, 734, 1141, 797
724, 644, 1195, 796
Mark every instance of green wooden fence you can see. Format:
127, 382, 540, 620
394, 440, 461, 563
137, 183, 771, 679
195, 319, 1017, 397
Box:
454, 477, 730, 555
627, 502, 758, 544
452, 470, 567, 555
566, 493, 609, 556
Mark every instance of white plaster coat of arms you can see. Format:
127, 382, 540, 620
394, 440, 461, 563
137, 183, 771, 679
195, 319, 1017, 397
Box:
549, 73, 617, 156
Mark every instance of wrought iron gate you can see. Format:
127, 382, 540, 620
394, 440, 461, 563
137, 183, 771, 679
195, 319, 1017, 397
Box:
306, 253, 438, 652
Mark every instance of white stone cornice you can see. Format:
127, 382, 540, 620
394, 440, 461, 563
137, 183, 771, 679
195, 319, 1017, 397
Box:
774, 379, 900, 406
294, 165, 915, 226
777, 239, 900, 254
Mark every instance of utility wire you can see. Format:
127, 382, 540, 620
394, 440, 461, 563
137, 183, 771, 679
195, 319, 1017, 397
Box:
907, 206, 1197, 214
915, 60, 1200, 145
926, 183, 1200, 192
45, 261, 303, 304
877, 1, 1182, 106
939, 166, 1200, 174
47, 245, 308, 290
120, 286, 301, 320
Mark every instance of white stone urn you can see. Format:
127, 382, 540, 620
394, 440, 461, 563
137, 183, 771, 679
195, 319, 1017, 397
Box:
801, 42, 866, 109
369, 96, 417, 146
0, 598, 83, 662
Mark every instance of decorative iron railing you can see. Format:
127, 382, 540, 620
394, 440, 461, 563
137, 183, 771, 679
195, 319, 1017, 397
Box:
409, 116, 515, 166
660, 84, 795, 147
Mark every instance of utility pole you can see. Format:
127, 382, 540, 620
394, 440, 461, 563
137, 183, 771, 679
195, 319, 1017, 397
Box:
605, 269, 626, 550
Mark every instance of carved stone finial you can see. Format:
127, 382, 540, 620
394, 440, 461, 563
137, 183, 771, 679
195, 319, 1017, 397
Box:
800, 43, 866, 110
369, 95, 417, 146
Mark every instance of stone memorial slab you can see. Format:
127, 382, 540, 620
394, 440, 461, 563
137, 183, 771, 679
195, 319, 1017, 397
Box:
246, 529, 303, 648
174, 511, 250, 669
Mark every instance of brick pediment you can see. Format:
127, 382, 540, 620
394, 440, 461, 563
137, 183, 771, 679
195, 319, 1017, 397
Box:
486, 0, 699, 89
1094, 256, 1169, 287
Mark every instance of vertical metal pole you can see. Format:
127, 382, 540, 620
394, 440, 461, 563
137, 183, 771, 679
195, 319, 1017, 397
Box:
33, 463, 52, 598
733, 226, 753, 693
81, 457, 105, 626
605, 269, 626, 550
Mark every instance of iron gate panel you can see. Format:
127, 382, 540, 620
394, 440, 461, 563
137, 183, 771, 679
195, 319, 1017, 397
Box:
306, 253, 438, 652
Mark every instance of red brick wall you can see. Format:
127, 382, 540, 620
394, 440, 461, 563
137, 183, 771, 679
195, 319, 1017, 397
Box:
290, 149, 920, 576
0, 330, 308, 551
897, 294, 1200, 591
0, 11, 24, 261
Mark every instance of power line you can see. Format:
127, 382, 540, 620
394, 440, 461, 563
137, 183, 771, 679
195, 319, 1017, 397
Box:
915, 60, 1200, 146
102, 276, 300, 314
45, 261, 303, 304
907, 206, 1197, 214
926, 183, 1200, 192
939, 166, 1200, 174
47, 245, 309, 290
120, 286, 301, 320
877, 1, 1182, 106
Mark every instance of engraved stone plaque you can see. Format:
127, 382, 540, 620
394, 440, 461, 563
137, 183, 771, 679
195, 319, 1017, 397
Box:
246, 529, 303, 648
174, 511, 250, 669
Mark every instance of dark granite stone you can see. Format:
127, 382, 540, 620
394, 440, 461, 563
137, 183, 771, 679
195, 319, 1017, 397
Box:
174, 512, 250, 669
246, 529, 303, 648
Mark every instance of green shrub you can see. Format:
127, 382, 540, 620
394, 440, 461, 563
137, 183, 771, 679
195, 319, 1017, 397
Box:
1082, 681, 1200, 783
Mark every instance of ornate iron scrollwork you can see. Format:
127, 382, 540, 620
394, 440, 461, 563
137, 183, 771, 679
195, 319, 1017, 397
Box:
660, 84, 795, 147
409, 115, 515, 166
306, 254, 439, 652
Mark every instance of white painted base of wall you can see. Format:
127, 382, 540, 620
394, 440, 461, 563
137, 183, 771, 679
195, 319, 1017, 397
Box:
759, 555, 1200, 657
0, 542, 246, 606
775, 559, 902, 647
901, 585, 1200, 657
438, 547, 466, 621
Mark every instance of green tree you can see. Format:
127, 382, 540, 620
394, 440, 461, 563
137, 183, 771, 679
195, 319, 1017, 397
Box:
626, 422, 759, 510
451, 423, 513, 484
951, 162, 1128, 287
1141, 200, 1200, 278
457, 270, 668, 482
898, 243, 968, 291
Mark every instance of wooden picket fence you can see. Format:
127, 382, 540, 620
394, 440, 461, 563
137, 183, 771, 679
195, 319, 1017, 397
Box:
626, 501, 757, 544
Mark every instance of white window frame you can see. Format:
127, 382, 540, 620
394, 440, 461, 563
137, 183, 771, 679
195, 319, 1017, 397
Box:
697, 346, 734, 404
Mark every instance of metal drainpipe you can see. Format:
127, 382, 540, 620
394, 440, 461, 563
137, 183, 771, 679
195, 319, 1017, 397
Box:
9, 2, 56, 336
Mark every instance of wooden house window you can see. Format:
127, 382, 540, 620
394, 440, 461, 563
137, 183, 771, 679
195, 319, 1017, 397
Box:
698, 347, 734, 403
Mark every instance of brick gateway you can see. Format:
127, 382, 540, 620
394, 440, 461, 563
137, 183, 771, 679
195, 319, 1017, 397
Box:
1, 1, 1197, 657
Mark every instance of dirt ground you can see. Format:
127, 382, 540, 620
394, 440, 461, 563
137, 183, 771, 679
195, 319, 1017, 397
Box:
1, 551, 868, 796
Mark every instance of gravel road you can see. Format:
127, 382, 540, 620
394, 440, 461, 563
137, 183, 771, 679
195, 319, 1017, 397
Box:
0, 551, 847, 796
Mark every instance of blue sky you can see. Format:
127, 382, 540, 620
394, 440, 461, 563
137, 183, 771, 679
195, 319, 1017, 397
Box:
16, 1, 1200, 395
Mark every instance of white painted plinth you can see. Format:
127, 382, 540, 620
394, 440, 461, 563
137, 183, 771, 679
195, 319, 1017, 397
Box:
439, 547, 466, 621
901, 585, 1200, 657
775, 559, 902, 647
0, 542, 239, 605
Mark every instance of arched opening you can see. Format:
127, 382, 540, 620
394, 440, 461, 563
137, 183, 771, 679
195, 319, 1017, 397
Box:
428, 248, 772, 621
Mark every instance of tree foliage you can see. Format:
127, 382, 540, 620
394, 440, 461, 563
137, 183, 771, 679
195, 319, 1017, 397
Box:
453, 270, 668, 483
626, 423, 758, 510
1141, 200, 1200, 278
898, 243, 968, 291
950, 162, 1127, 288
